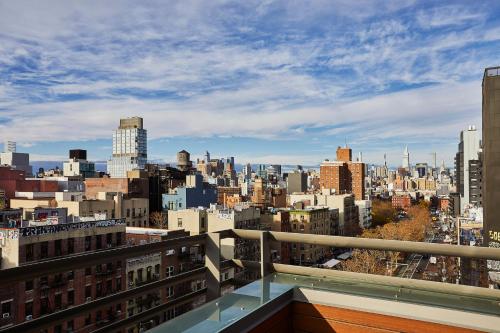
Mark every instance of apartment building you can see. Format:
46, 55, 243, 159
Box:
0, 219, 126, 332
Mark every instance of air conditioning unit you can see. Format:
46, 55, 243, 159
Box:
116, 310, 122, 316
2, 313, 9, 319
86, 297, 92, 302
25, 315, 32, 321
128, 281, 134, 287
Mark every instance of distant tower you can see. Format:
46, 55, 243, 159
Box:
384, 153, 387, 167
358, 152, 363, 163
4, 141, 16, 153
204, 151, 210, 163
107, 116, 147, 178
432, 152, 437, 169
402, 146, 410, 170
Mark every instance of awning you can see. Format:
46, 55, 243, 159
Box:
322, 258, 341, 268
337, 251, 352, 260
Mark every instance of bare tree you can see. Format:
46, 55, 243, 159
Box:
149, 211, 167, 229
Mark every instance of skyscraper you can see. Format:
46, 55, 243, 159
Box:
107, 117, 147, 178
455, 126, 481, 212
482, 67, 500, 250
402, 145, 410, 170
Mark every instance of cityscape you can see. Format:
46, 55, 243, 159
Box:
0, 1, 500, 333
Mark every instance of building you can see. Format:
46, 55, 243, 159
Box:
483, 66, 500, 258
124, 228, 201, 332
162, 174, 217, 211
355, 200, 372, 229
167, 208, 208, 236
63, 149, 96, 178
402, 145, 410, 170
392, 194, 412, 210
455, 126, 482, 212
216, 186, 240, 206
289, 207, 338, 265
320, 146, 365, 200
260, 210, 291, 264
287, 170, 307, 194
0, 219, 126, 332
84, 174, 149, 200
0, 166, 59, 204
0, 141, 32, 177
107, 117, 147, 178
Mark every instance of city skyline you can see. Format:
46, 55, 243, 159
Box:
1, 1, 500, 165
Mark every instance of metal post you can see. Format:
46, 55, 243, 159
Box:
260, 231, 271, 278
206, 232, 221, 301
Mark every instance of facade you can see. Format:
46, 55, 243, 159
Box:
287, 171, 307, 194
355, 200, 372, 229
162, 174, 217, 211
483, 67, 500, 254
125, 228, 200, 332
289, 207, 338, 265
0, 219, 126, 332
216, 186, 240, 206
319, 147, 365, 200
260, 210, 291, 264
84, 175, 149, 200
107, 117, 147, 178
167, 208, 208, 235
455, 126, 481, 212
392, 194, 412, 210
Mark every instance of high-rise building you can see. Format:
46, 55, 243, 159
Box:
107, 117, 147, 178
455, 126, 481, 212
402, 145, 410, 170
482, 67, 500, 250
63, 149, 96, 178
287, 170, 308, 194
320, 146, 365, 200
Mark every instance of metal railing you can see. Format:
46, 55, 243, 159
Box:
1, 229, 500, 333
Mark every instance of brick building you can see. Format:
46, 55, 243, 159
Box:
320, 147, 366, 200
0, 219, 126, 332
0, 166, 58, 205
392, 194, 412, 210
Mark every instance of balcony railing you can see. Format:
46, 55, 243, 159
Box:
0, 230, 499, 332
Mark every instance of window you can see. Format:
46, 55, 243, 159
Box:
137, 268, 143, 282
85, 285, 92, 299
116, 260, 122, 269
67, 290, 74, 306
126, 209, 130, 218
155, 264, 160, 275
85, 267, 91, 276
85, 314, 91, 326
25, 301, 33, 317
67, 271, 74, 280
25, 280, 33, 291
67, 320, 74, 332
146, 266, 152, 281
40, 298, 49, 315
85, 236, 91, 251
55, 239, 62, 256
25, 244, 34, 262
40, 276, 48, 288
0, 301, 10, 317
116, 277, 122, 291
106, 279, 112, 294
177, 218, 182, 228
166, 266, 175, 277
40, 242, 49, 259
116, 233, 122, 246
166, 286, 174, 298
54, 324, 62, 333
96, 282, 102, 298
96, 235, 102, 250
201, 217, 205, 228
55, 293, 62, 310
106, 233, 113, 247
68, 238, 74, 254
128, 271, 134, 282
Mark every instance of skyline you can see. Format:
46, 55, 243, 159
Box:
1, 1, 499, 165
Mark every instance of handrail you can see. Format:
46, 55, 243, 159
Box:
227, 229, 500, 260
232, 259, 500, 300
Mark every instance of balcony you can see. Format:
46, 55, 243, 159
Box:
0, 230, 499, 333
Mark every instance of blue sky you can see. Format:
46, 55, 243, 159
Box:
0, 1, 499, 167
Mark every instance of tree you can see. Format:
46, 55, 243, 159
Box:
149, 211, 167, 229
371, 200, 397, 226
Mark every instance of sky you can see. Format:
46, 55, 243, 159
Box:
0, 0, 499, 167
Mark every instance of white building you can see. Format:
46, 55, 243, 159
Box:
402, 145, 410, 170
355, 200, 372, 229
107, 117, 147, 178
457, 126, 481, 212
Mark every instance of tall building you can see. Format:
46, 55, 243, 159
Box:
319, 146, 365, 200
287, 170, 308, 194
402, 145, 410, 170
482, 67, 500, 251
455, 126, 481, 212
107, 117, 147, 178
